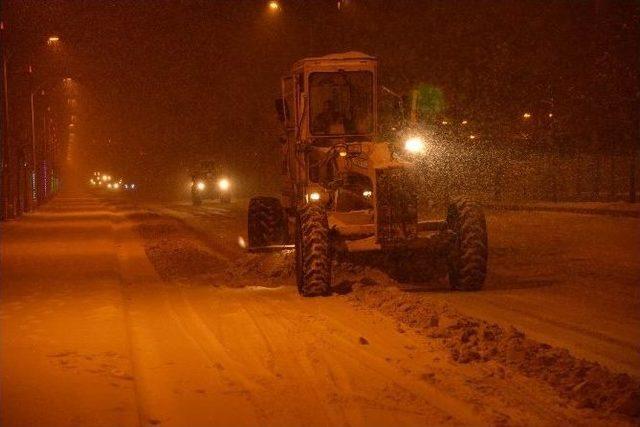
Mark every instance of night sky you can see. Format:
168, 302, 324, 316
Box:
4, 0, 638, 194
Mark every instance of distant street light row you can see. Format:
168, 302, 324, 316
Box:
438, 112, 553, 127
267, 0, 347, 12
430, 110, 555, 142
1, 26, 72, 219
523, 112, 553, 119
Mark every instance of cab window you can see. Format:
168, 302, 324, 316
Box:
309, 71, 373, 136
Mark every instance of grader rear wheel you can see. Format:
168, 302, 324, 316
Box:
447, 197, 488, 291
295, 205, 331, 297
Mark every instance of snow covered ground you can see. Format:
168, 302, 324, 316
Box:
151, 198, 640, 376
1, 193, 639, 426
0, 196, 139, 426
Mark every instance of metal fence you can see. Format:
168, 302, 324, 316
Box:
417, 148, 640, 204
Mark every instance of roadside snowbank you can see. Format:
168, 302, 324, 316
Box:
347, 282, 640, 419
136, 212, 227, 282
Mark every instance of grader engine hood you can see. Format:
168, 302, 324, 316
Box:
331, 141, 419, 248
347, 141, 419, 248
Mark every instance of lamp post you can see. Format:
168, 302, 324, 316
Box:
29, 80, 62, 205
1, 21, 11, 219
29, 87, 37, 205
27, 35, 63, 207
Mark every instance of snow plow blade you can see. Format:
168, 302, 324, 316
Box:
248, 244, 295, 253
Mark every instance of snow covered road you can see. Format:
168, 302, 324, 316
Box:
1, 196, 139, 426
153, 199, 640, 378
1, 194, 638, 426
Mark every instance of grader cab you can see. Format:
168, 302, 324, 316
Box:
248, 52, 488, 296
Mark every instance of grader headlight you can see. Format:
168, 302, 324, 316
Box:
217, 178, 230, 191
404, 136, 426, 154
196, 181, 206, 191
305, 187, 328, 204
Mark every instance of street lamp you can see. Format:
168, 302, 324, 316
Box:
523, 112, 532, 119
1, 21, 11, 218
30, 76, 69, 205
24, 35, 66, 207
268, 1, 280, 11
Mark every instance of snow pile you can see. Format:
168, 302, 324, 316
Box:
137, 213, 227, 281
225, 251, 296, 286
348, 284, 640, 419
134, 211, 293, 288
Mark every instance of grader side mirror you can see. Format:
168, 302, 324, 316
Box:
274, 97, 289, 123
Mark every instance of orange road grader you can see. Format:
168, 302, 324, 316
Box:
248, 52, 488, 297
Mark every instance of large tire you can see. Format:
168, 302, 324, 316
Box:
447, 197, 488, 291
248, 197, 288, 248
295, 204, 331, 297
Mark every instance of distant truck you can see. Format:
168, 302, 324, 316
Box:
190, 160, 231, 205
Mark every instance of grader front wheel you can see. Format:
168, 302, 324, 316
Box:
447, 198, 488, 291
295, 205, 332, 297
248, 197, 288, 248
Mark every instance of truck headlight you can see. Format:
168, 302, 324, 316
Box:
404, 136, 426, 154
196, 181, 206, 191
218, 178, 230, 191
306, 188, 330, 204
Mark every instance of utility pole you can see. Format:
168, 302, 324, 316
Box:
630, 138, 638, 203
29, 88, 37, 206
43, 106, 50, 199
1, 21, 12, 219
29, 78, 55, 206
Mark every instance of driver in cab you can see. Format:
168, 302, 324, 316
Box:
313, 100, 346, 134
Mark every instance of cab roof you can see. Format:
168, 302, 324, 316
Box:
303, 51, 375, 61
293, 51, 376, 70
